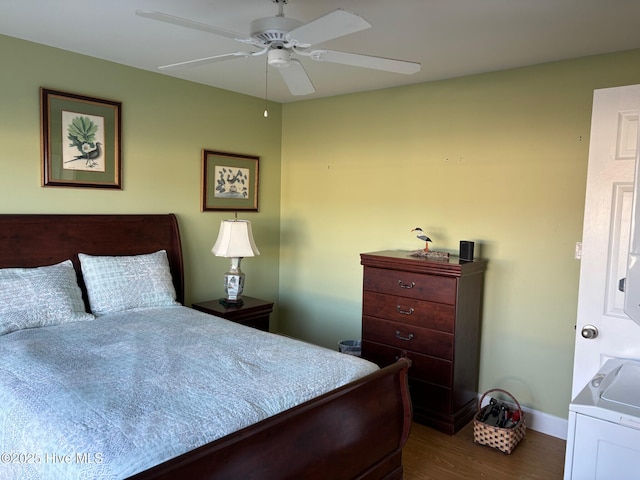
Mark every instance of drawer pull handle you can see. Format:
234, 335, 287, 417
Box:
396, 305, 414, 315
398, 280, 416, 289
395, 330, 414, 341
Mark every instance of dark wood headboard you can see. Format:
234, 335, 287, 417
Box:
0, 214, 185, 306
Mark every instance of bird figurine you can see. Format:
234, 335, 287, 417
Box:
412, 227, 432, 251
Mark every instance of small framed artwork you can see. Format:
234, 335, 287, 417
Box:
202, 149, 259, 211
41, 88, 122, 189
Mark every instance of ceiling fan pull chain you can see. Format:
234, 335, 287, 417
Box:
263, 57, 269, 118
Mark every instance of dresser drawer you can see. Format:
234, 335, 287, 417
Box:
362, 291, 455, 333
409, 379, 452, 415
362, 316, 453, 360
363, 267, 456, 304
361, 340, 453, 386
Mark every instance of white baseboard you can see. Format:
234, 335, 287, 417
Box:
521, 405, 568, 440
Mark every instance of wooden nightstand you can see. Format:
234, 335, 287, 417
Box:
192, 296, 274, 332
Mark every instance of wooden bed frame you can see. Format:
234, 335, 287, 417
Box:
0, 214, 412, 480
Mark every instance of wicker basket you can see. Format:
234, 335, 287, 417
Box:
473, 388, 526, 454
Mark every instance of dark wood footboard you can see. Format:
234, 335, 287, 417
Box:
130, 358, 412, 480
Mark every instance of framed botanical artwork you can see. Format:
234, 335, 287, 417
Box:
40, 88, 122, 189
202, 149, 259, 211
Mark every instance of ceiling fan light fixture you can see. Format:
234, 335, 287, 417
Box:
268, 49, 291, 67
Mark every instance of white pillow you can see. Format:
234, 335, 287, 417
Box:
0, 260, 94, 336
78, 250, 179, 316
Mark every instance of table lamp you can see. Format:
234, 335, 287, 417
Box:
211, 219, 260, 306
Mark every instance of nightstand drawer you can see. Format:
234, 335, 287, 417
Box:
363, 267, 456, 304
361, 340, 452, 386
362, 316, 453, 360
362, 291, 455, 333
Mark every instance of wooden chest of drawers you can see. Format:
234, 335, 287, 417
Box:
360, 250, 487, 435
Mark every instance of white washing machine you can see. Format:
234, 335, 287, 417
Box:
564, 358, 640, 480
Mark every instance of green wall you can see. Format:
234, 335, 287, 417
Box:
3, 31, 640, 421
279, 49, 640, 418
0, 34, 283, 312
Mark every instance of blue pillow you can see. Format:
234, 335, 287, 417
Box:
0, 260, 94, 336
79, 250, 179, 316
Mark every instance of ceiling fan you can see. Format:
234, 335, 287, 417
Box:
136, 0, 421, 96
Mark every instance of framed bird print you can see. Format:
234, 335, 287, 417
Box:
40, 88, 122, 189
201, 149, 259, 211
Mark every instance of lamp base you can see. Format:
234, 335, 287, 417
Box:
221, 257, 245, 307
219, 297, 244, 307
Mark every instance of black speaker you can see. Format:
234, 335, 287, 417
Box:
459, 241, 474, 261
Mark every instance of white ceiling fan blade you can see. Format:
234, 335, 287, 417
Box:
159, 52, 254, 70
277, 60, 316, 96
136, 10, 250, 42
288, 9, 371, 47
309, 50, 421, 75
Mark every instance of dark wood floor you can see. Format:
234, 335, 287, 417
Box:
402, 421, 566, 479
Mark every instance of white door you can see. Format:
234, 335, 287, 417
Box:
572, 84, 640, 398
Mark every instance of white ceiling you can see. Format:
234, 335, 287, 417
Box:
2, 0, 640, 103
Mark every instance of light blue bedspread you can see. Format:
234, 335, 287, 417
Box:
0, 306, 378, 479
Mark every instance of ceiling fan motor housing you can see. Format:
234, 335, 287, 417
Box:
250, 16, 302, 44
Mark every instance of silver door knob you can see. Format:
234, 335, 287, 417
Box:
581, 325, 599, 339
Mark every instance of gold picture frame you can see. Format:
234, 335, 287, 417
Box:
41, 88, 122, 189
202, 149, 259, 211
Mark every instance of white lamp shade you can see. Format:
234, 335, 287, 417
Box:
211, 220, 260, 258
